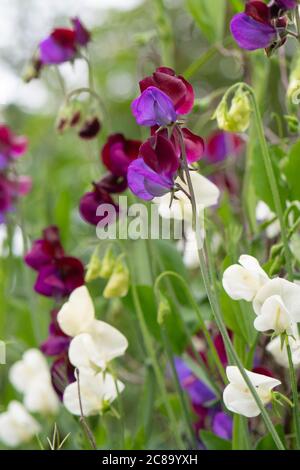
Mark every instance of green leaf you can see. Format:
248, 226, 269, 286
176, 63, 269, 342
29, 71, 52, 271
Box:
186, 0, 226, 43
284, 140, 300, 201
255, 425, 285, 450
199, 430, 232, 450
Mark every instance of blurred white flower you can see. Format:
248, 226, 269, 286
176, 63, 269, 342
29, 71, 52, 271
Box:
222, 255, 269, 301
0, 401, 40, 447
177, 225, 200, 269
9, 348, 59, 415
223, 366, 281, 418
256, 201, 280, 239
57, 285, 128, 375
154, 172, 220, 223
267, 328, 300, 368
63, 372, 124, 416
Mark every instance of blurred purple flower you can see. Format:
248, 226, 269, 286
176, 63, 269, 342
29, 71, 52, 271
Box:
102, 133, 141, 177
205, 131, 244, 163
25, 225, 64, 271
127, 134, 179, 200
0, 174, 32, 223
78, 117, 101, 140
212, 412, 233, 440
51, 354, 75, 400
41, 309, 71, 357
175, 357, 216, 405
71, 17, 91, 46
131, 87, 177, 127
0, 125, 28, 170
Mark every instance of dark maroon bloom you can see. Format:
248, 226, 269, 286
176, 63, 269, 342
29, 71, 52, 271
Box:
252, 366, 275, 377
39, 18, 90, 65
79, 179, 120, 226
152, 127, 205, 164
41, 309, 71, 357
102, 134, 141, 177
127, 133, 179, 200
78, 117, 101, 140
205, 131, 244, 163
139, 67, 195, 114
51, 354, 75, 400
25, 226, 64, 271
34, 256, 84, 298
0, 125, 28, 170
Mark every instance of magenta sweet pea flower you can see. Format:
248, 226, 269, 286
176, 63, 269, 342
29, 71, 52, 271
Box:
175, 357, 216, 405
127, 134, 179, 200
205, 131, 244, 163
152, 127, 205, 164
0, 174, 32, 222
131, 87, 177, 127
41, 309, 71, 357
139, 67, 195, 114
0, 125, 28, 169
102, 134, 141, 177
79, 179, 120, 226
25, 225, 64, 271
78, 117, 101, 140
39, 18, 90, 65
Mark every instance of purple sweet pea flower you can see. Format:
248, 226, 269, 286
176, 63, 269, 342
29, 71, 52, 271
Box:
271, 0, 297, 11
41, 309, 71, 356
127, 133, 179, 200
205, 131, 244, 163
51, 354, 75, 400
131, 86, 177, 127
0, 125, 28, 169
230, 12, 276, 51
25, 226, 65, 271
0, 174, 31, 222
175, 357, 216, 405
71, 17, 91, 46
212, 412, 233, 440
102, 133, 141, 177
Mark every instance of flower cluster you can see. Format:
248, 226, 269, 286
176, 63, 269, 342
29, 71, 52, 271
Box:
0, 125, 31, 223
56, 286, 128, 416
230, 0, 297, 54
24, 225, 84, 298
128, 67, 207, 201
0, 349, 58, 447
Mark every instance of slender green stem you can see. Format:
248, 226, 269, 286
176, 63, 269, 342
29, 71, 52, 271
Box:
154, 271, 227, 384
154, 0, 174, 67
286, 339, 300, 449
130, 279, 185, 449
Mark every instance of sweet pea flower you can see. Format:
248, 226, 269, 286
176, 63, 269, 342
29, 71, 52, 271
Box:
205, 131, 244, 164
253, 278, 300, 328
131, 87, 177, 127
57, 285, 128, 373
102, 134, 141, 177
212, 412, 233, 440
9, 349, 59, 415
175, 357, 215, 405
51, 355, 75, 400
127, 133, 179, 201
152, 127, 205, 164
0, 175, 32, 223
267, 328, 300, 368
230, 1, 288, 52
39, 18, 90, 65
0, 401, 41, 447
222, 255, 269, 302
154, 171, 220, 223
256, 200, 280, 238
63, 371, 124, 416
139, 67, 194, 114
0, 125, 28, 169
223, 366, 281, 418
41, 309, 71, 357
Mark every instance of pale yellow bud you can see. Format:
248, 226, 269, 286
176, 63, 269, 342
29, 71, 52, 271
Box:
103, 258, 130, 299
99, 246, 116, 279
85, 249, 102, 282
214, 88, 251, 133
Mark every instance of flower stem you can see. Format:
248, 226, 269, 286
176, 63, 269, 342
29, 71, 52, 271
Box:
75, 369, 97, 450
286, 338, 300, 449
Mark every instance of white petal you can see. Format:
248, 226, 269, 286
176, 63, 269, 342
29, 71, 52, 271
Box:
238, 255, 269, 283
253, 278, 300, 322
0, 401, 41, 447
57, 285, 95, 337
254, 295, 292, 334
189, 172, 220, 210
9, 349, 49, 393
222, 265, 261, 301
223, 383, 261, 418
226, 366, 281, 390
24, 378, 59, 415
87, 320, 128, 363
68, 333, 104, 374
267, 333, 300, 368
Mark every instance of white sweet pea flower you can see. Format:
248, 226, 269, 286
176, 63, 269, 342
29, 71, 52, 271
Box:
9, 348, 50, 393
222, 255, 269, 301
223, 366, 281, 418
177, 225, 200, 269
68, 321, 128, 374
154, 172, 220, 222
23, 377, 59, 415
0, 401, 41, 447
254, 295, 294, 334
267, 330, 300, 368
253, 278, 300, 324
57, 285, 95, 337
256, 201, 280, 239
63, 372, 124, 416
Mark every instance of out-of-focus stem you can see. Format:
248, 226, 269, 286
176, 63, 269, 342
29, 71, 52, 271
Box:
154, 0, 174, 67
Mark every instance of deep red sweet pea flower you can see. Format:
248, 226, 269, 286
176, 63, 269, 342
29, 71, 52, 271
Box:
25, 225, 64, 271
0, 124, 28, 169
139, 67, 194, 114
51, 354, 75, 400
41, 309, 71, 357
245, 1, 271, 24
79, 178, 120, 227
102, 134, 141, 177
139, 133, 179, 175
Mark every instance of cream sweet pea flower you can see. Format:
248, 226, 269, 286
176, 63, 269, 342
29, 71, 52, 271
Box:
57, 285, 128, 374
253, 278, 300, 325
9, 348, 59, 415
63, 371, 124, 416
256, 201, 280, 239
222, 255, 269, 301
267, 329, 300, 368
254, 294, 294, 334
154, 172, 220, 223
223, 366, 281, 418
0, 401, 41, 447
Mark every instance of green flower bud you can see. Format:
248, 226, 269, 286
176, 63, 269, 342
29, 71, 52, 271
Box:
157, 294, 172, 325
99, 246, 116, 279
287, 55, 300, 104
85, 249, 102, 282
103, 257, 129, 299
214, 87, 251, 133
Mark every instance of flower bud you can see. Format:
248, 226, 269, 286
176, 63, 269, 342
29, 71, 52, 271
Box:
287, 55, 300, 105
157, 294, 172, 325
214, 88, 251, 133
99, 246, 116, 279
85, 249, 102, 282
103, 257, 130, 299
